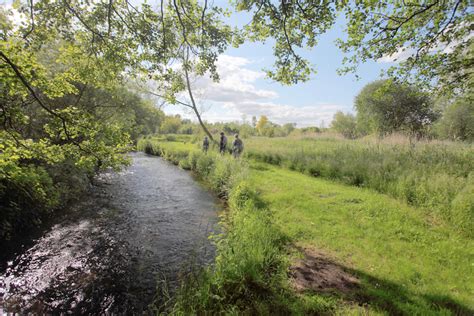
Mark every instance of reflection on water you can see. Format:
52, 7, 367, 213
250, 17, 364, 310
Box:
0, 152, 219, 314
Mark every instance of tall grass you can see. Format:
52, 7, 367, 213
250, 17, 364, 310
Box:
245, 136, 474, 236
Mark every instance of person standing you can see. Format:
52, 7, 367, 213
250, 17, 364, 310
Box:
232, 134, 244, 158
202, 136, 209, 153
219, 132, 227, 154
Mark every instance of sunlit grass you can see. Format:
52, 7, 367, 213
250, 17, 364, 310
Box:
249, 161, 473, 314
245, 136, 474, 236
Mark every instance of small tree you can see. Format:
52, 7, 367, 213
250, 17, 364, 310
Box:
355, 80, 439, 137
331, 111, 358, 139
282, 123, 296, 136
160, 115, 182, 134
435, 95, 474, 141
256, 115, 269, 135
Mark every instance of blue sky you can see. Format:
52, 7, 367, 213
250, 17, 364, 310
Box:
164, 7, 393, 127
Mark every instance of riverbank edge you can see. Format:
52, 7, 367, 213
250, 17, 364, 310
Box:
137, 139, 340, 314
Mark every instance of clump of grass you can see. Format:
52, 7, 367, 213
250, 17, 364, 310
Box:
245, 137, 474, 236
172, 182, 290, 314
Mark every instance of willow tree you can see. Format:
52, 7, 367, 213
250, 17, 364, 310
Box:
234, 0, 472, 96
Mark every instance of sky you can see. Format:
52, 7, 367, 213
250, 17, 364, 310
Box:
160, 4, 395, 127
1, 0, 396, 127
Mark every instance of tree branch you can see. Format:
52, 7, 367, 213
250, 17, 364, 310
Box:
22, 0, 35, 39
145, 91, 193, 109
63, 0, 104, 40
183, 46, 214, 141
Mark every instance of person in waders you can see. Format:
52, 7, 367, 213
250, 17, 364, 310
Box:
202, 136, 209, 153
219, 132, 227, 154
232, 134, 244, 158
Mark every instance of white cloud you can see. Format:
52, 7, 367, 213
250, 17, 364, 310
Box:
226, 101, 343, 127
191, 55, 278, 103
377, 47, 414, 63
164, 54, 347, 127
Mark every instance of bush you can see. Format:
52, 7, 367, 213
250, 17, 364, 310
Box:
0, 164, 58, 240
228, 181, 263, 210
195, 154, 215, 177
178, 159, 191, 170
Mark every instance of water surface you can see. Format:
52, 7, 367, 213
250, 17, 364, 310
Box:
0, 152, 219, 314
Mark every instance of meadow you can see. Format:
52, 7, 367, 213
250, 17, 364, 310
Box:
245, 136, 474, 236
138, 136, 473, 315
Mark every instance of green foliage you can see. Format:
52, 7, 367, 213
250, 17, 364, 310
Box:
340, 1, 473, 96
0, 163, 57, 240
331, 111, 358, 139
235, 1, 472, 95
1, 17, 163, 240
434, 94, 474, 141
160, 115, 182, 134
355, 79, 439, 136
234, 0, 334, 84
255, 115, 269, 134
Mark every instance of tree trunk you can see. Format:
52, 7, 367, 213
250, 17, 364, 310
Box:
183, 47, 214, 142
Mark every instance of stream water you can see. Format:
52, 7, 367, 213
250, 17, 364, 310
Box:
0, 152, 219, 314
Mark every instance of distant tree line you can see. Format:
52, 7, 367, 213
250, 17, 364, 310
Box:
157, 113, 324, 139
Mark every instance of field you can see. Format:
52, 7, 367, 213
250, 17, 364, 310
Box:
245, 136, 474, 236
138, 136, 473, 315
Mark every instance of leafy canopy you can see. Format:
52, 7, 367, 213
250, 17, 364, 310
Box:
355, 79, 439, 136
234, 0, 473, 95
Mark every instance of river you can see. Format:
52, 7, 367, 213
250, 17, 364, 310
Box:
0, 152, 219, 314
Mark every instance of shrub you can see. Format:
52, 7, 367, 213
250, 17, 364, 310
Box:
178, 159, 191, 170
0, 165, 58, 240
195, 154, 215, 177
188, 151, 201, 170
229, 181, 264, 211
165, 135, 177, 142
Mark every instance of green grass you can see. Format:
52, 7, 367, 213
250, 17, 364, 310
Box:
139, 138, 474, 315
250, 161, 473, 315
245, 136, 474, 236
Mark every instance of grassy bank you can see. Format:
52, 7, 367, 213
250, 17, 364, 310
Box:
250, 162, 473, 314
245, 136, 474, 236
138, 138, 473, 315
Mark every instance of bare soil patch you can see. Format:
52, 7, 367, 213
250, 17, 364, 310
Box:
289, 248, 359, 294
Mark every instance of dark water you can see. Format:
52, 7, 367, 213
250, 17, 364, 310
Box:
0, 152, 219, 314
